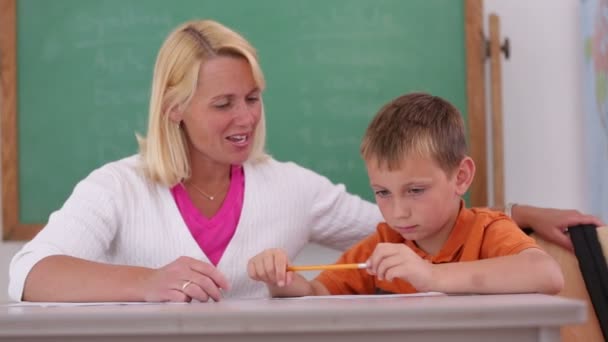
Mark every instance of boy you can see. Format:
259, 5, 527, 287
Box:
248, 93, 564, 296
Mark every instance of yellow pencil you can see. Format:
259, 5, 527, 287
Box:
287, 263, 368, 272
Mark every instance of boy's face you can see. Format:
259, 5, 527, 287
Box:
366, 154, 470, 249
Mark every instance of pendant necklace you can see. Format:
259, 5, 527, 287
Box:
189, 183, 216, 201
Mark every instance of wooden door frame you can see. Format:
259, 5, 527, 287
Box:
0, 0, 41, 240
465, 0, 489, 208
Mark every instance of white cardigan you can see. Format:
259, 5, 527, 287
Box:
8, 155, 381, 301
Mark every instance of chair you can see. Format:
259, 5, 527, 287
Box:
532, 225, 608, 342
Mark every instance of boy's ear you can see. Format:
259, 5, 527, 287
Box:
454, 156, 475, 196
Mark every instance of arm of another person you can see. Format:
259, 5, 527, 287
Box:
496, 204, 604, 251
295, 165, 381, 250
10, 164, 228, 302
23, 256, 152, 302
20, 255, 228, 302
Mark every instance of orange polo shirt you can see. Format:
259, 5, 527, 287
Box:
315, 206, 539, 295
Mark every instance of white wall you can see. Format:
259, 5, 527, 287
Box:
0, 244, 23, 303
0, 0, 590, 302
485, 0, 589, 211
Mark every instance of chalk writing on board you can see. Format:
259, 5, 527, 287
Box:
94, 49, 147, 73
74, 10, 171, 39
93, 87, 148, 107
295, 5, 404, 33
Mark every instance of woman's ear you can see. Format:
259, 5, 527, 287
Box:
167, 104, 183, 124
454, 156, 476, 196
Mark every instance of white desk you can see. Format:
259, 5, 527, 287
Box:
0, 294, 586, 342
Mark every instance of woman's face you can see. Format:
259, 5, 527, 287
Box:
174, 55, 262, 166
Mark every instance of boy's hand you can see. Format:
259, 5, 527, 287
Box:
367, 243, 434, 292
247, 248, 294, 287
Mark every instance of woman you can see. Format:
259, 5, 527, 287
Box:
8, 19, 602, 303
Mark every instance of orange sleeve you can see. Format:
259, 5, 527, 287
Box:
480, 218, 540, 259
314, 232, 379, 295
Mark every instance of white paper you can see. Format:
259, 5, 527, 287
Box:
276, 292, 445, 300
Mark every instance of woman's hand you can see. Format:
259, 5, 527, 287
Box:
513, 205, 605, 251
247, 248, 294, 287
367, 243, 434, 292
140, 256, 230, 302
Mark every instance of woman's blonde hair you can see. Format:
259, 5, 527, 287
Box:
137, 19, 268, 186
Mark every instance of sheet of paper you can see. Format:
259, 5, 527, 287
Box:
276, 292, 445, 300
4, 301, 188, 307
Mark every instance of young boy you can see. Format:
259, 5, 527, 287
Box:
248, 93, 564, 297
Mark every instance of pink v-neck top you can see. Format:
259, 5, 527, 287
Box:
170, 165, 244, 266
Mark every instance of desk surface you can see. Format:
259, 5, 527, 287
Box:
0, 293, 585, 339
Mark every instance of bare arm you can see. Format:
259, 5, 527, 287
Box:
499, 204, 605, 251
23, 255, 150, 302
369, 244, 563, 295
430, 248, 564, 295
23, 255, 229, 302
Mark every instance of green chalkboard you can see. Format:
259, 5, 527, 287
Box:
16, 0, 468, 224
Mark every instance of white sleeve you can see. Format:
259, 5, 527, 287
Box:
8, 164, 124, 301
302, 167, 382, 251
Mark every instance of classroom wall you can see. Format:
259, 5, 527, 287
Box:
0, 0, 591, 302
486, 0, 589, 212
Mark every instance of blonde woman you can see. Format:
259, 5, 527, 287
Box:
9, 19, 603, 303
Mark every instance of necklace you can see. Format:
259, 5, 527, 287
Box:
188, 183, 216, 201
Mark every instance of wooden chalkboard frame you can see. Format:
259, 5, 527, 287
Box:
0, 0, 487, 241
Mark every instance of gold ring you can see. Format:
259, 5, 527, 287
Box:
181, 280, 193, 291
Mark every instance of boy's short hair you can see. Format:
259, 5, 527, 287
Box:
360, 92, 467, 174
